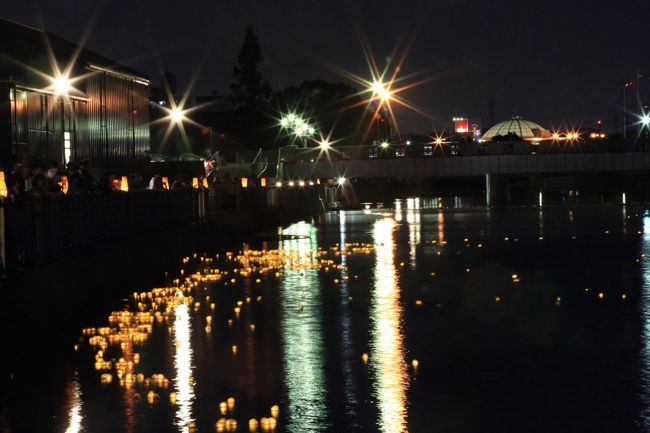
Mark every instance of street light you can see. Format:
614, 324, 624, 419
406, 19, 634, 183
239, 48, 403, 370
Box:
371, 80, 391, 102
380, 141, 390, 149
52, 75, 71, 95
318, 139, 331, 150
279, 113, 317, 148
337, 177, 346, 185
170, 107, 185, 123
642, 114, 650, 127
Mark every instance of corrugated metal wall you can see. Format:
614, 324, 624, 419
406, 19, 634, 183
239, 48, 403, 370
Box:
6, 70, 150, 168
84, 71, 149, 168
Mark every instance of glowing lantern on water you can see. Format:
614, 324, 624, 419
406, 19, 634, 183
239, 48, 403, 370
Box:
162, 177, 170, 190
316, 178, 321, 185
192, 177, 199, 189
120, 176, 129, 192
248, 418, 259, 431
362, 353, 369, 363
270, 404, 279, 418
260, 177, 267, 187
59, 175, 69, 194
241, 177, 248, 188
412, 359, 419, 369
0, 171, 7, 198
202, 177, 209, 188
219, 401, 227, 415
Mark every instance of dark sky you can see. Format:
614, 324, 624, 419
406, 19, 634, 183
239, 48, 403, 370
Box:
4, 0, 649, 133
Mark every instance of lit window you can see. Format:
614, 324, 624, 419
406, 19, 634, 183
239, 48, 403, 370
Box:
64, 131, 72, 163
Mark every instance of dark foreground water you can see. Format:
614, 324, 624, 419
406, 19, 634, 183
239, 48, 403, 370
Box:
5, 205, 650, 433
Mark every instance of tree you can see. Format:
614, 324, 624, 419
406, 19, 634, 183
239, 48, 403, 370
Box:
230, 25, 272, 104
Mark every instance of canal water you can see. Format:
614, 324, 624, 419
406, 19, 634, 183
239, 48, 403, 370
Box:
3, 204, 650, 432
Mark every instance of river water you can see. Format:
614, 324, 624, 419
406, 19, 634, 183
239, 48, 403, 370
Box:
5, 204, 650, 432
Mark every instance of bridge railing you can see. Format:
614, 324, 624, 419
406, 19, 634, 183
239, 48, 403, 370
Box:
274, 140, 633, 163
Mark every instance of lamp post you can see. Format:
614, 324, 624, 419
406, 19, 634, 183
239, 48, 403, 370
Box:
618, 79, 633, 138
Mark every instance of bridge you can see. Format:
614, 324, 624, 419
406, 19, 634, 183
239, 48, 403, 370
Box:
282, 152, 650, 178
273, 147, 650, 206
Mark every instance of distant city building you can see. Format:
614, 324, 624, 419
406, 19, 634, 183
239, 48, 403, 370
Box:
452, 117, 482, 141
0, 17, 150, 168
480, 117, 550, 142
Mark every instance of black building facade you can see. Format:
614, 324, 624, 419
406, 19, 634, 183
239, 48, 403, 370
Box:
0, 17, 150, 169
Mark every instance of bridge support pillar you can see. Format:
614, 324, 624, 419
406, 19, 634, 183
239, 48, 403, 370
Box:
485, 174, 510, 207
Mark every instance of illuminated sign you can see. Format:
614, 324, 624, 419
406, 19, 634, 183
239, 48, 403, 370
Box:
453, 117, 469, 133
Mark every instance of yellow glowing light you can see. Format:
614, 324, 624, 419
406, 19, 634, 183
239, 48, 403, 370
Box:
192, 177, 199, 189
53, 75, 71, 95
120, 176, 129, 192
170, 107, 185, 123
59, 175, 69, 194
372, 80, 391, 101
0, 171, 8, 198
260, 178, 267, 187
241, 177, 248, 188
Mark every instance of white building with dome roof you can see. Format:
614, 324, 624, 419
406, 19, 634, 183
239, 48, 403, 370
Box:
481, 116, 551, 142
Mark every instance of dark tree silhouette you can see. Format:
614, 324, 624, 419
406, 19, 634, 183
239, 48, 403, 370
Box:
230, 25, 272, 104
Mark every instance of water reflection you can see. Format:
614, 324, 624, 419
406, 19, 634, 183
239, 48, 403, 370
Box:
280, 222, 328, 432
64, 371, 83, 433
406, 198, 421, 270
437, 209, 445, 243
641, 215, 650, 424
173, 302, 195, 432
370, 217, 409, 433
338, 211, 360, 425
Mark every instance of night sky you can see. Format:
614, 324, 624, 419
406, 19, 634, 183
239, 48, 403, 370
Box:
3, 0, 649, 133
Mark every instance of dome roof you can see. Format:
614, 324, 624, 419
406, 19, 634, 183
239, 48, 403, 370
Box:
481, 117, 550, 141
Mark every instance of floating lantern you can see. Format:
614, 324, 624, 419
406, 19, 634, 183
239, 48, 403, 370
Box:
622, 294, 627, 300
202, 177, 209, 188
598, 292, 604, 299
270, 405, 279, 418
169, 392, 177, 404
415, 299, 422, 306
219, 401, 227, 415
362, 353, 369, 363
147, 390, 159, 404
232, 345, 238, 354
412, 359, 419, 369
120, 176, 129, 192
241, 177, 248, 188
260, 178, 267, 187
192, 177, 199, 189
227, 397, 235, 410
249, 419, 259, 431
162, 177, 170, 190
216, 418, 227, 432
